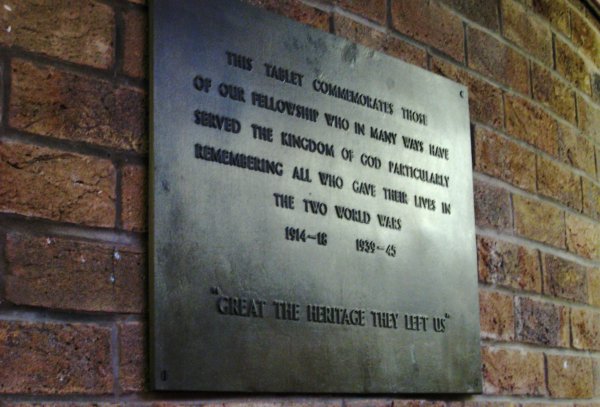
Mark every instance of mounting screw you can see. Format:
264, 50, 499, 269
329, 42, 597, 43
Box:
459, 90, 465, 98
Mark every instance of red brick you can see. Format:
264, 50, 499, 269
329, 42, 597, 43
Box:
3, 403, 121, 407
531, 0, 570, 36
525, 403, 572, 407
474, 127, 536, 191
390, 401, 422, 407
10, 60, 146, 153
473, 180, 512, 231
481, 346, 545, 395
430, 57, 504, 128
597, 146, 600, 181
557, 123, 596, 177
244, 0, 330, 31
391, 0, 465, 62
571, 9, 600, 67
467, 27, 529, 95
119, 322, 146, 392
595, 359, 600, 397
577, 96, 600, 146
477, 236, 542, 292
583, 179, 600, 221
0, 62, 3, 123
333, 16, 427, 68
202, 404, 277, 407
0, 320, 112, 394
0, 0, 114, 69
122, 8, 147, 79
438, 0, 500, 31
417, 402, 446, 407
537, 156, 582, 210
593, 73, 600, 105
5, 233, 145, 313
0, 141, 116, 228
591, 76, 600, 103
479, 290, 514, 341
121, 164, 147, 232
543, 253, 588, 302
463, 403, 518, 407
555, 37, 592, 95
501, 0, 552, 66
3, 403, 117, 407
531, 63, 576, 124
514, 297, 569, 347
222, 402, 283, 407
572, 308, 600, 351
547, 355, 594, 398
505, 94, 558, 156
590, 6, 600, 31
589, 269, 600, 306
513, 195, 565, 248
568, 0, 587, 12
335, 0, 386, 24
287, 402, 343, 407
566, 213, 600, 260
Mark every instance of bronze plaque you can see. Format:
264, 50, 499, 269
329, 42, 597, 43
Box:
151, 0, 481, 393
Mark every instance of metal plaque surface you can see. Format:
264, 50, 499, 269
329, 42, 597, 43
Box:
151, 0, 481, 393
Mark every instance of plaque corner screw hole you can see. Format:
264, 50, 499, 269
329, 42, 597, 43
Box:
459, 90, 465, 99
160, 370, 168, 382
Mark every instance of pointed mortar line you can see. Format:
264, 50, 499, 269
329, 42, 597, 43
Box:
0, 43, 147, 90
0, 213, 145, 249
0, 303, 144, 325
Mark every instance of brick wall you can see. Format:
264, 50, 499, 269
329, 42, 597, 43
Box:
0, 0, 598, 405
